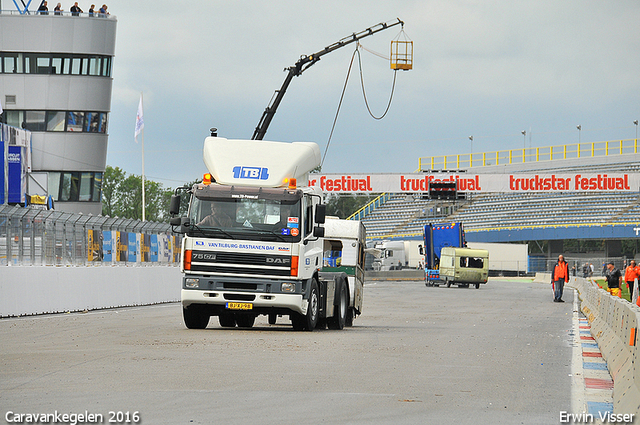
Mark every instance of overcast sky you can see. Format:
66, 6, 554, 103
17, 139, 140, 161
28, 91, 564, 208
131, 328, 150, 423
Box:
96, 0, 640, 189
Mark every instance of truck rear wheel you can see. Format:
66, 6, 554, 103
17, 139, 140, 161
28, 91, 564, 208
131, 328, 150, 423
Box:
292, 279, 319, 331
345, 308, 354, 327
328, 282, 347, 330
218, 312, 236, 328
183, 306, 210, 329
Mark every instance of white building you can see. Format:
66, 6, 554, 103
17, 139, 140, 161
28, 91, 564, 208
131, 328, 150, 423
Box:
0, 7, 117, 214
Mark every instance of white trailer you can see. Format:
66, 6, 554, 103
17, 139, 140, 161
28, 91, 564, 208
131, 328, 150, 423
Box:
322, 217, 365, 326
371, 239, 423, 271
467, 242, 528, 275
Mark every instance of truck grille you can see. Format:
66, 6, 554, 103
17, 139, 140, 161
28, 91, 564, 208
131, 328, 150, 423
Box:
190, 250, 292, 276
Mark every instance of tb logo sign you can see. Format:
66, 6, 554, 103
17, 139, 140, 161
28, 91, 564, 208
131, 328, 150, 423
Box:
233, 166, 269, 180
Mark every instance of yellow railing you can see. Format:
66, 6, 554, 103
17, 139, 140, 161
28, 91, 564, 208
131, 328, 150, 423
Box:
418, 139, 639, 171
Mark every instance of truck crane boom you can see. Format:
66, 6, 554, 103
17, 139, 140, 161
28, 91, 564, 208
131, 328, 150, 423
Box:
251, 18, 404, 141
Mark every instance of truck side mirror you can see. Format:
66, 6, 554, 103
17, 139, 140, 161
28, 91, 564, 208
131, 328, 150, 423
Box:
313, 226, 325, 238
315, 204, 326, 224
169, 194, 181, 216
171, 217, 190, 234
418, 244, 424, 255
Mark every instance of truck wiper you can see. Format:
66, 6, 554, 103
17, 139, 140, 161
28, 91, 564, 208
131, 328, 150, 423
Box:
190, 223, 234, 239
247, 229, 288, 242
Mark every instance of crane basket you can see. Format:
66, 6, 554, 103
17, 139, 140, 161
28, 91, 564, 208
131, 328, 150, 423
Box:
390, 40, 413, 70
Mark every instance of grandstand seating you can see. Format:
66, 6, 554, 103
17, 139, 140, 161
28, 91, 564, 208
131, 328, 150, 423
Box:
359, 154, 640, 239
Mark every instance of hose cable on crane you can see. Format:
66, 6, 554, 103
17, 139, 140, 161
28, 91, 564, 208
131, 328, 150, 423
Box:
321, 47, 358, 168
322, 40, 402, 168
356, 46, 398, 120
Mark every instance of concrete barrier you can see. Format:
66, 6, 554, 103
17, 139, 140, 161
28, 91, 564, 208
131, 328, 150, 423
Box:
0, 266, 182, 317
532, 272, 551, 283
569, 276, 640, 416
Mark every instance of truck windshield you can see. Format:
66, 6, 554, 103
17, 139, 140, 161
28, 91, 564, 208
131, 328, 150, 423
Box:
188, 195, 302, 242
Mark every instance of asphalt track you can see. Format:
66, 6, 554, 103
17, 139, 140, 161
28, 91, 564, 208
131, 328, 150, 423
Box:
0, 278, 575, 424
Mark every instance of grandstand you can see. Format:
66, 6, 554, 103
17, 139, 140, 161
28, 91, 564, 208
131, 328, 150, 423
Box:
354, 139, 640, 242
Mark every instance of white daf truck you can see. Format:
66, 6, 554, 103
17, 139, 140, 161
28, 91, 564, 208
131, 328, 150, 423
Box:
170, 134, 364, 331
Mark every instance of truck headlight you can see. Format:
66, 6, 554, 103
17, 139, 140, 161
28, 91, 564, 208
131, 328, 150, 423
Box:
185, 278, 199, 288
281, 282, 295, 292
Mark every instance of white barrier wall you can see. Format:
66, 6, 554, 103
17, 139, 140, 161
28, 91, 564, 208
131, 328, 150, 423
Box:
569, 276, 640, 416
0, 266, 182, 317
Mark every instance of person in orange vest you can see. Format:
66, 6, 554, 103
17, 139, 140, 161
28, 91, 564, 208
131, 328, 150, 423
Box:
551, 254, 569, 302
624, 260, 639, 299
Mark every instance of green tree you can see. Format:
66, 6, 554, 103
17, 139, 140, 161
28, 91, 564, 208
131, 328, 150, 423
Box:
101, 166, 126, 218
324, 193, 375, 219
101, 165, 174, 222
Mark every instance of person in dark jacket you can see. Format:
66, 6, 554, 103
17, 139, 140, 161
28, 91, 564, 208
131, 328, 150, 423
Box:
38, 1, 49, 14
70, 2, 82, 16
605, 262, 622, 298
551, 254, 569, 302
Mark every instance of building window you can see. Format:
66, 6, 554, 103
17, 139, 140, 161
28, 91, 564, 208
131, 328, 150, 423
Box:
46, 111, 66, 131
24, 111, 46, 131
2, 109, 108, 132
48, 171, 103, 202
67, 112, 85, 132
92, 173, 103, 202
0, 52, 112, 77
4, 110, 24, 128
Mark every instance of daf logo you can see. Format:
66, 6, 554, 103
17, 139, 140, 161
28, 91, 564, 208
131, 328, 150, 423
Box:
266, 257, 290, 265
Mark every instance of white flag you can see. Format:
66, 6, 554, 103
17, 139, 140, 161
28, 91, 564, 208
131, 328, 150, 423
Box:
134, 95, 144, 142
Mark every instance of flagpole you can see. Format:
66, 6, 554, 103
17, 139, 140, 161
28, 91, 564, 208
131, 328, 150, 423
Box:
140, 92, 146, 222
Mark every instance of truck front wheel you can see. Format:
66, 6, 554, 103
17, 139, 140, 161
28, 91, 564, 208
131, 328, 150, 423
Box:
183, 306, 210, 329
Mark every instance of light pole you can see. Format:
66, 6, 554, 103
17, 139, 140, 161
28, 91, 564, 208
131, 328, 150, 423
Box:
634, 120, 638, 141
468, 136, 473, 167
469, 135, 473, 153
577, 125, 582, 144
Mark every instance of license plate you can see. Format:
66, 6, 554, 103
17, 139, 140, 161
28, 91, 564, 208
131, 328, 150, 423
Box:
226, 302, 253, 310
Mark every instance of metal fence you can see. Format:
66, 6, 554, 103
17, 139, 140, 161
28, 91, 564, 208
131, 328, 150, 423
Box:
540, 256, 629, 278
0, 204, 181, 266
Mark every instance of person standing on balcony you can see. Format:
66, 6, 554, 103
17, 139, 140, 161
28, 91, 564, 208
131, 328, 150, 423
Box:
70, 2, 82, 15
38, 1, 49, 14
551, 254, 569, 302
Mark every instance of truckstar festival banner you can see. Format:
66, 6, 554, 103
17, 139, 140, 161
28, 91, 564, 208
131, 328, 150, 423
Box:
308, 173, 640, 194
